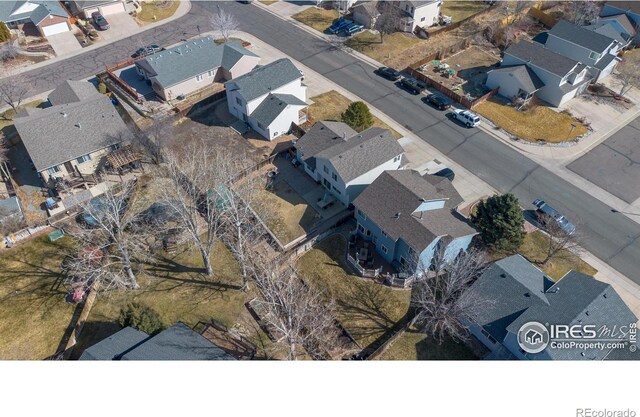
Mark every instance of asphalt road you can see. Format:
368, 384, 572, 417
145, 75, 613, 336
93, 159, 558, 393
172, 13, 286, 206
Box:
5, 1, 640, 280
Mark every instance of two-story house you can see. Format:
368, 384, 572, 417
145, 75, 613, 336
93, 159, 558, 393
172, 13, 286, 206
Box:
545, 20, 622, 82
395, 0, 442, 33
601, 1, 640, 43
135, 37, 260, 101
352, 170, 477, 273
14, 80, 132, 189
465, 255, 637, 360
294, 121, 405, 206
225, 58, 308, 141
487, 40, 593, 107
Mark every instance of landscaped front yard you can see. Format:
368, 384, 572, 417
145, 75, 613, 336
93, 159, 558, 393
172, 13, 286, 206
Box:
0, 99, 44, 131
307, 90, 401, 138
441, 0, 489, 23
136, 0, 180, 23
297, 236, 411, 348
292, 7, 339, 33
474, 98, 589, 143
345, 31, 422, 67
377, 329, 478, 360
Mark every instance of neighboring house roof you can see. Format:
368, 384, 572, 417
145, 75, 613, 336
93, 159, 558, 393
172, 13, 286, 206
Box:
504, 40, 581, 77
72, 0, 123, 10
587, 22, 631, 44
594, 52, 619, 70
353, 170, 476, 252
549, 20, 618, 52
599, 13, 637, 35
225, 58, 303, 103
352, 1, 380, 18
489, 65, 545, 93
295, 121, 357, 171
135, 38, 258, 89
14, 82, 130, 171
602, 1, 640, 15
79, 327, 149, 360
406, 0, 439, 9
0, 197, 22, 220
121, 323, 236, 360
315, 127, 404, 183
466, 255, 637, 360
0, 1, 67, 24
48, 80, 100, 106
250, 93, 307, 127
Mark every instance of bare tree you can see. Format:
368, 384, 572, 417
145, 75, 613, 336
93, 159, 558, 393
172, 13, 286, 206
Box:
615, 53, 640, 97
411, 248, 491, 343
514, 1, 534, 15
535, 216, 583, 266
132, 118, 173, 164
249, 257, 347, 360
0, 74, 30, 115
160, 140, 228, 277
65, 180, 142, 291
568, 0, 600, 26
0, 40, 19, 63
211, 6, 239, 42
374, 1, 402, 43
0, 132, 11, 182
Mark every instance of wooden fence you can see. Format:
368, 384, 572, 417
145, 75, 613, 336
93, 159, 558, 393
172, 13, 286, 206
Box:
405, 67, 475, 108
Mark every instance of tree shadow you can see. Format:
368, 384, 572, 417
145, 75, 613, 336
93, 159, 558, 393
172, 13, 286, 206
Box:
68, 320, 124, 360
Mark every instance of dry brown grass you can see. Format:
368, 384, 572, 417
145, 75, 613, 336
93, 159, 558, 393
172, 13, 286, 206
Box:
345, 31, 423, 68
474, 98, 589, 143
297, 236, 411, 347
376, 329, 478, 360
292, 7, 339, 33
441, 0, 489, 23
136, 0, 180, 23
307, 90, 402, 138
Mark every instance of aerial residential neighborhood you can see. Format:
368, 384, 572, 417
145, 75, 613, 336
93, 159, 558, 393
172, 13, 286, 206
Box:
0, 0, 639, 413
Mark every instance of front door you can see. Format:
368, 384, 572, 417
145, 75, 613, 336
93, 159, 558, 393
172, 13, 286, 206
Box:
63, 161, 74, 175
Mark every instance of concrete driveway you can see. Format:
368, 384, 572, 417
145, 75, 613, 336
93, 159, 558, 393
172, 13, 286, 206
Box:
96, 12, 140, 43
47, 31, 82, 56
267, 1, 312, 17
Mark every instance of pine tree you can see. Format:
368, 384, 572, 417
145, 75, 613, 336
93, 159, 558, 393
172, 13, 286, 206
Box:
0, 23, 10, 43
471, 193, 525, 252
341, 101, 374, 132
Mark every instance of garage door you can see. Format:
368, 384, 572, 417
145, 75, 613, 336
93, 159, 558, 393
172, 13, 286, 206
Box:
42, 22, 70, 36
100, 2, 126, 15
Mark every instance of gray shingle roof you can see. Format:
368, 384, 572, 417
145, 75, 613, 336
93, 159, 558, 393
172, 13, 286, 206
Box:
587, 22, 630, 44
315, 127, 404, 183
121, 323, 236, 360
504, 40, 581, 77
14, 88, 131, 171
224, 58, 303, 103
295, 121, 357, 171
0, 196, 22, 219
135, 38, 258, 89
79, 327, 149, 360
407, 0, 438, 8
0, 1, 67, 24
603, 1, 640, 15
489, 65, 545, 93
550, 20, 617, 52
466, 255, 638, 360
48, 80, 100, 106
353, 1, 380, 18
353, 170, 476, 251
600, 13, 637, 35
72, 0, 123, 10
594, 52, 619, 70
250, 93, 307, 127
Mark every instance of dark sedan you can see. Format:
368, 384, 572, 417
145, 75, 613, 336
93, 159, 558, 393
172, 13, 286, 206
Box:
91, 11, 109, 30
424, 94, 451, 110
376, 67, 402, 81
132, 45, 164, 58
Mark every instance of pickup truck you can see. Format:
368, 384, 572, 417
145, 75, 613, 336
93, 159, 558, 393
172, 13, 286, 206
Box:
328, 18, 352, 34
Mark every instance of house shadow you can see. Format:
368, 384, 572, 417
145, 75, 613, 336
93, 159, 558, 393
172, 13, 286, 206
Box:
185, 97, 234, 127
67, 320, 124, 360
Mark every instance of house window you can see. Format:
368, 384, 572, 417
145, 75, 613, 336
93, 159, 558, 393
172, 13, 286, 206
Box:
373, 235, 378, 244
208, 70, 214, 78
236, 97, 243, 105
400, 256, 407, 266
420, 16, 425, 22
47, 165, 61, 175
273, 131, 278, 137
109, 143, 120, 151
332, 185, 341, 194
366, 229, 371, 237
331, 172, 337, 181
408, 246, 416, 257
357, 209, 366, 220
589, 51, 601, 60
196, 74, 204, 82
381, 229, 387, 238
358, 224, 366, 234
394, 155, 401, 162
76, 154, 92, 164
323, 166, 329, 174
381, 245, 388, 254
323, 178, 331, 188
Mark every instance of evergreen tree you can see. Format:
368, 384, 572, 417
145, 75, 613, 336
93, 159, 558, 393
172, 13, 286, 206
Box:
341, 101, 374, 132
471, 193, 525, 252
119, 303, 166, 335
0, 23, 11, 43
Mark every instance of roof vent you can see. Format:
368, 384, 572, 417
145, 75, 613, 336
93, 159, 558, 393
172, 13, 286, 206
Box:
75, 123, 81, 129
61, 112, 67, 117
500, 273, 506, 278
394, 212, 401, 219
524, 292, 530, 297
585, 311, 589, 316
603, 293, 607, 298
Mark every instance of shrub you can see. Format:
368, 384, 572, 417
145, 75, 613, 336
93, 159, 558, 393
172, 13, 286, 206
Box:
341, 101, 374, 132
0, 22, 11, 43
118, 302, 166, 335
98, 82, 107, 94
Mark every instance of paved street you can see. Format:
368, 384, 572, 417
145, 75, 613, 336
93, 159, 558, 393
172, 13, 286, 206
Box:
568, 116, 640, 204
2, 1, 640, 281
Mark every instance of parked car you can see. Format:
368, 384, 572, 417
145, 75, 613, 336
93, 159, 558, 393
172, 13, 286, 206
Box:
532, 199, 576, 235
399, 77, 423, 95
345, 23, 364, 35
433, 168, 455, 181
376, 67, 402, 81
91, 11, 110, 30
328, 18, 351, 34
452, 109, 481, 127
132, 45, 164, 58
424, 94, 451, 110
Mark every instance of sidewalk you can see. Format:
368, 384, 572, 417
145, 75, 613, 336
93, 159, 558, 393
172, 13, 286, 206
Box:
1, 0, 191, 78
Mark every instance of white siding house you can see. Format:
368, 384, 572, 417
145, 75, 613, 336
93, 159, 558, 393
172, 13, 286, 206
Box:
396, 0, 442, 32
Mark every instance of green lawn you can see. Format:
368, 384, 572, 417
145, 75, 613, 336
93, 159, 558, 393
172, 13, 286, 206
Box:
474, 98, 588, 143
136, 0, 180, 23
441, 0, 489, 23
345, 31, 422, 66
0, 236, 76, 360
297, 235, 411, 347
307, 90, 402, 138
377, 329, 478, 360
292, 7, 339, 33
517, 231, 598, 280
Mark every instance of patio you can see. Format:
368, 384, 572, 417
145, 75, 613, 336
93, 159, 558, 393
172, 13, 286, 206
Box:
346, 234, 397, 280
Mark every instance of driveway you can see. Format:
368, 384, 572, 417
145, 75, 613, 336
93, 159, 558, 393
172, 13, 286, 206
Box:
568, 116, 640, 204
47, 31, 82, 56
96, 12, 140, 43
267, 1, 312, 17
